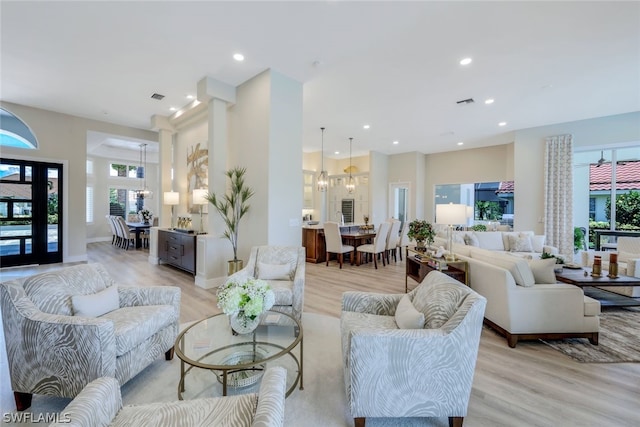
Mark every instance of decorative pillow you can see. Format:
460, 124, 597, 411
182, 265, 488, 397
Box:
257, 262, 292, 281
528, 258, 557, 283
474, 231, 505, 251
452, 233, 466, 244
470, 250, 535, 287
72, 285, 119, 317
394, 294, 425, 329
463, 233, 479, 247
531, 235, 546, 253
508, 234, 533, 252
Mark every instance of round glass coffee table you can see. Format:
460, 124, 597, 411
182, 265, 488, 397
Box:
175, 310, 303, 399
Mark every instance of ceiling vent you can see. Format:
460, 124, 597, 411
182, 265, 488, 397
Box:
150, 93, 165, 100
456, 98, 475, 105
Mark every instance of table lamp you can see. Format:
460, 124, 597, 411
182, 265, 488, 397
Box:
163, 191, 179, 229
436, 203, 468, 261
192, 188, 208, 234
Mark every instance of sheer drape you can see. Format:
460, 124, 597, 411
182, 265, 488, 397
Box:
544, 134, 573, 257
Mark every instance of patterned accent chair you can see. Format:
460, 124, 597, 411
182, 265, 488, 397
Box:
228, 245, 305, 325
341, 271, 486, 427
49, 367, 287, 427
0, 263, 180, 411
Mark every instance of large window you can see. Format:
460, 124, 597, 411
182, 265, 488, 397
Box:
575, 146, 640, 248
109, 163, 140, 178
435, 181, 515, 228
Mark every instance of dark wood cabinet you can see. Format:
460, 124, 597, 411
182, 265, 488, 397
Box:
405, 248, 467, 292
302, 228, 325, 263
158, 229, 197, 274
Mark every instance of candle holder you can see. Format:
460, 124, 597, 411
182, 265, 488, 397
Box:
608, 263, 619, 279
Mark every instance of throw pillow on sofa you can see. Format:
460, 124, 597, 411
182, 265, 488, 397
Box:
72, 285, 119, 317
508, 234, 533, 252
528, 258, 557, 283
473, 231, 505, 251
530, 235, 546, 253
470, 249, 536, 287
394, 294, 425, 329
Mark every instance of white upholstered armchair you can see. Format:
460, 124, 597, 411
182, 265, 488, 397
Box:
0, 263, 180, 410
341, 271, 486, 427
228, 245, 305, 323
49, 367, 287, 427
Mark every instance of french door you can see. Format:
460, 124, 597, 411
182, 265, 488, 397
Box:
0, 158, 63, 267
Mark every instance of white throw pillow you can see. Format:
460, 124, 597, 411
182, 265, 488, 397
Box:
471, 250, 535, 287
531, 235, 546, 253
257, 262, 292, 280
394, 294, 425, 329
508, 234, 533, 252
528, 258, 558, 284
72, 285, 119, 317
474, 231, 505, 251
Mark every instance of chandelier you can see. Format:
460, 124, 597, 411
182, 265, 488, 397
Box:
346, 137, 355, 194
317, 127, 328, 192
135, 143, 153, 199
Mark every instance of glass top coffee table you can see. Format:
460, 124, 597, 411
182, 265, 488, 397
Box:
175, 310, 303, 399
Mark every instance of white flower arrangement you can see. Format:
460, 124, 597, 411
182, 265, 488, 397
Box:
217, 277, 275, 320
138, 209, 153, 222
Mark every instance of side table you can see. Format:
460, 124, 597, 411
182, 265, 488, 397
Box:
405, 247, 468, 292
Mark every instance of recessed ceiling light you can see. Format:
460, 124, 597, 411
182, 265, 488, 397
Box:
498, 122, 507, 127
334, 151, 340, 155
169, 107, 177, 112
363, 124, 370, 129
393, 141, 399, 145
186, 95, 195, 100
233, 53, 245, 62
484, 98, 494, 104
460, 57, 472, 66
457, 142, 464, 146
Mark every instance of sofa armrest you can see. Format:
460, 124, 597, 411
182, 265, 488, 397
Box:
50, 377, 122, 427
543, 245, 559, 255
252, 367, 286, 427
291, 251, 305, 320
118, 285, 181, 315
627, 258, 640, 277
341, 291, 403, 316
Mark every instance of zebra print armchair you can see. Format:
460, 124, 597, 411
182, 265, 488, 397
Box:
49, 367, 286, 427
340, 271, 486, 427
0, 263, 180, 411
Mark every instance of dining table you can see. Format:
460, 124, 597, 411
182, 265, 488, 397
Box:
125, 221, 151, 249
341, 231, 376, 265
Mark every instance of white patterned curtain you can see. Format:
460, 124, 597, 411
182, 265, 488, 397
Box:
544, 134, 573, 257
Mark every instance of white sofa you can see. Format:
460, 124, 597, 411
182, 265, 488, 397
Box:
580, 236, 640, 297
434, 230, 558, 259
457, 247, 600, 348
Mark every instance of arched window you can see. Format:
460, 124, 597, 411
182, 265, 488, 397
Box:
0, 108, 38, 149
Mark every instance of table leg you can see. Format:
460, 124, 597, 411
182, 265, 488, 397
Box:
300, 334, 304, 390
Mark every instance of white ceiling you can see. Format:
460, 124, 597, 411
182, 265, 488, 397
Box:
1, 1, 639, 159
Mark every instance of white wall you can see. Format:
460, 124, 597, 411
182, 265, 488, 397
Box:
0, 101, 157, 262
388, 151, 426, 221
369, 151, 389, 225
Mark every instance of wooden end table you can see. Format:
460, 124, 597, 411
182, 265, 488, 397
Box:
405, 247, 468, 292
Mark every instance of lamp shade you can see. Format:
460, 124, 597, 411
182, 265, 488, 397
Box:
192, 188, 208, 205
164, 191, 179, 205
435, 203, 468, 225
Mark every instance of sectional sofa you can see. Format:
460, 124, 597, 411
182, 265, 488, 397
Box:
434, 230, 559, 260
455, 246, 600, 347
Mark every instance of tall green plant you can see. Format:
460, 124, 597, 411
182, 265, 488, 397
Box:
206, 167, 254, 262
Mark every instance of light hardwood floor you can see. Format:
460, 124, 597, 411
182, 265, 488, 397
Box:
2, 242, 639, 426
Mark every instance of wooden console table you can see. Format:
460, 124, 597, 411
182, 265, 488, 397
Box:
405, 247, 468, 292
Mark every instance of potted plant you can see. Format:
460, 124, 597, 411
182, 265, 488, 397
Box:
206, 167, 254, 274
407, 219, 435, 252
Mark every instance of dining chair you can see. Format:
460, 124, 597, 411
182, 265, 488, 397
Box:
356, 221, 391, 269
396, 221, 410, 260
384, 219, 401, 263
106, 215, 118, 245
115, 216, 135, 250
324, 221, 354, 268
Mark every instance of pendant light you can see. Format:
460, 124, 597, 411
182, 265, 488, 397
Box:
345, 137, 355, 194
135, 143, 153, 199
317, 127, 328, 192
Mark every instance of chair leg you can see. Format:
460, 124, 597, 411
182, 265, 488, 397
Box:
373, 255, 378, 269
354, 417, 366, 427
326, 252, 330, 266
165, 346, 175, 360
14, 392, 32, 411
399, 248, 403, 260
449, 416, 463, 427
339, 253, 343, 269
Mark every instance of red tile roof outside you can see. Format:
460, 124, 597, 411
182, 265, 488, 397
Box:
590, 160, 640, 191
496, 181, 514, 194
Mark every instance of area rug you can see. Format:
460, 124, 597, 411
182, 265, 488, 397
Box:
541, 307, 640, 363
5, 313, 450, 427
